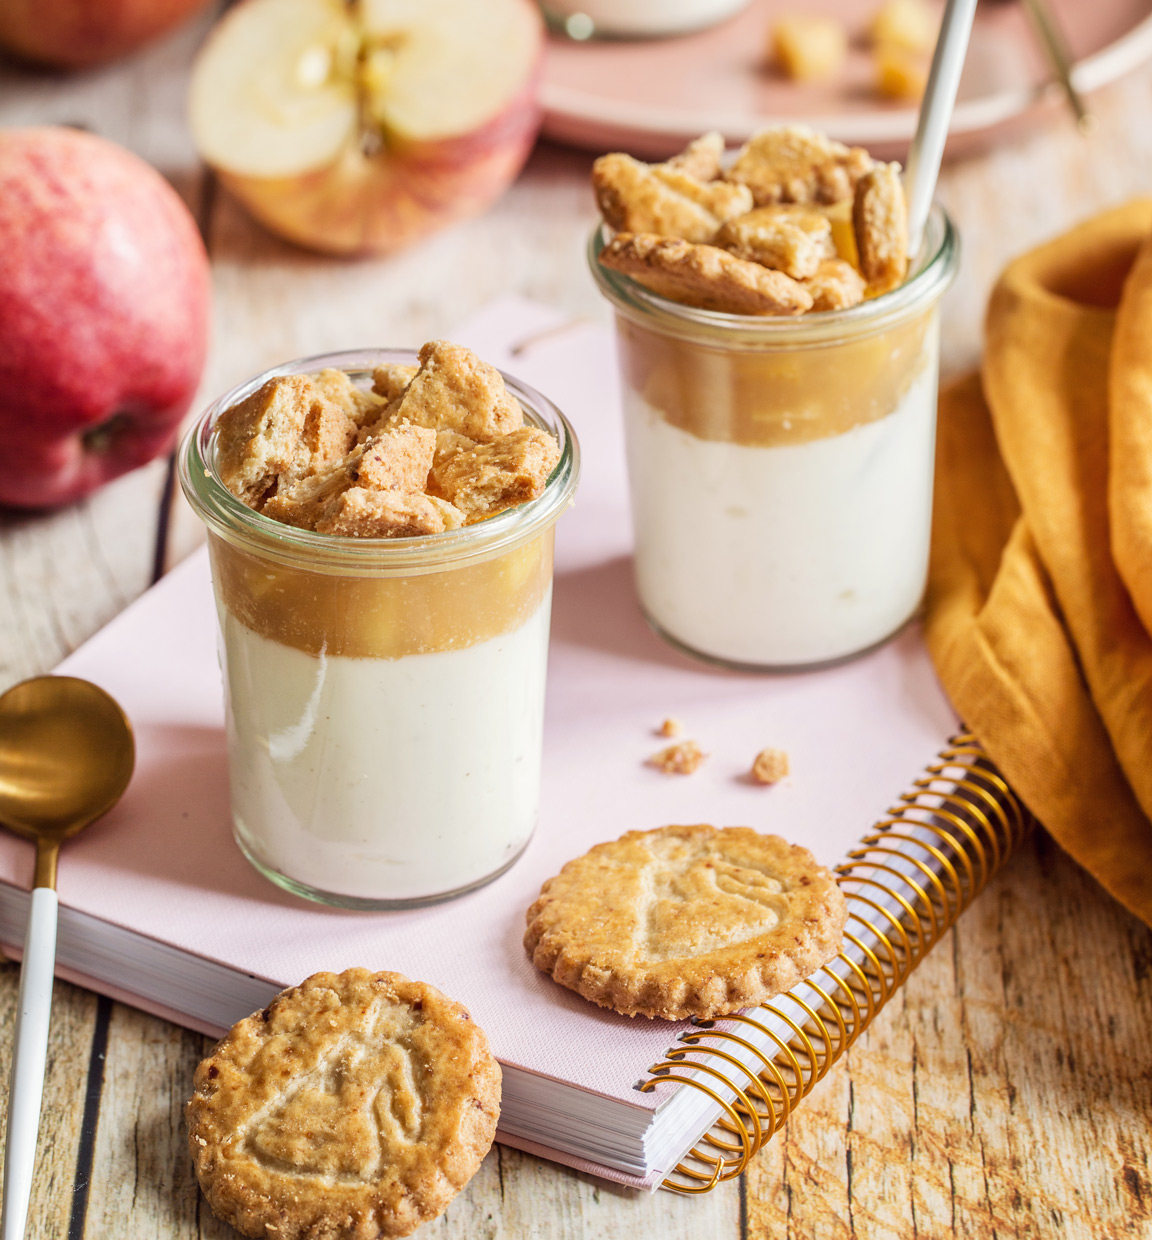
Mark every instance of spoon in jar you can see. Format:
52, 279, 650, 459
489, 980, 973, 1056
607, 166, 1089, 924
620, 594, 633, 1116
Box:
0, 676, 134, 1240
904, 0, 979, 257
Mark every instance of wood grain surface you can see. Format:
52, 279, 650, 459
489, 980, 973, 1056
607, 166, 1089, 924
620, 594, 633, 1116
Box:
1, 11, 1150, 1237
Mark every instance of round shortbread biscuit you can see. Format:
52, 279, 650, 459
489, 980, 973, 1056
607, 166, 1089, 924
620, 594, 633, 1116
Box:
187, 969, 500, 1240
524, 825, 847, 1020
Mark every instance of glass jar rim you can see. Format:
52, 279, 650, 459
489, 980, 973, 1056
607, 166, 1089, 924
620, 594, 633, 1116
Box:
588, 201, 959, 347
178, 348, 581, 578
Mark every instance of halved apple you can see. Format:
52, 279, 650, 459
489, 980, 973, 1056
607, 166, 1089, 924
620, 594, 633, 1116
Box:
188, 0, 544, 256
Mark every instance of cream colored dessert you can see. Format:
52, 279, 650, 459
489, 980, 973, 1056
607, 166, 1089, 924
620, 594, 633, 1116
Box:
208, 341, 561, 904
592, 126, 947, 668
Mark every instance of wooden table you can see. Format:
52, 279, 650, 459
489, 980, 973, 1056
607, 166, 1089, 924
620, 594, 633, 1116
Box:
2, 14, 1151, 1237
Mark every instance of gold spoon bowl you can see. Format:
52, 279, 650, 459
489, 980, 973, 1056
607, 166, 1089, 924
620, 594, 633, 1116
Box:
0, 675, 135, 887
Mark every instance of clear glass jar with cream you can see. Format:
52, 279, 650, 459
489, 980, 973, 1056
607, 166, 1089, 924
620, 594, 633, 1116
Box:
590, 206, 958, 670
180, 349, 579, 909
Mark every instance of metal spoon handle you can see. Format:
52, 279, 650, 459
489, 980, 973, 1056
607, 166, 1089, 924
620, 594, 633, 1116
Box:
1, 889, 59, 1240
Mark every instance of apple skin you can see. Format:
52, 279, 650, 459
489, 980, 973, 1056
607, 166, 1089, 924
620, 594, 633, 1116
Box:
0, 0, 214, 69
216, 68, 543, 257
0, 128, 211, 510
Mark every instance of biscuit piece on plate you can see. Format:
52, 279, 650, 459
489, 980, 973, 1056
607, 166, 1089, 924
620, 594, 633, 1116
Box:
524, 824, 847, 1019
187, 969, 501, 1240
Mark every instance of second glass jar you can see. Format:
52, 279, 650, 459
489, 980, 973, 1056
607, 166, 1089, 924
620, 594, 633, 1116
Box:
591, 206, 958, 670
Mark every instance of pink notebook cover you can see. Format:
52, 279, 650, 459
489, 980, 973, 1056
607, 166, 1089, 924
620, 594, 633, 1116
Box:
0, 298, 957, 1187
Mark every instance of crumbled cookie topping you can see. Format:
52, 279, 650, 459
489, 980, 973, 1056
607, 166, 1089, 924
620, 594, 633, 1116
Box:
593, 126, 909, 317
852, 162, 910, 294
600, 232, 813, 316
751, 748, 791, 785
714, 205, 836, 280
662, 130, 726, 182
650, 739, 707, 775
726, 126, 874, 208
214, 342, 559, 538
657, 717, 684, 738
592, 151, 753, 244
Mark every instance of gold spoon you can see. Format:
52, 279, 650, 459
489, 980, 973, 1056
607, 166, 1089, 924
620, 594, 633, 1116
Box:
0, 676, 134, 1240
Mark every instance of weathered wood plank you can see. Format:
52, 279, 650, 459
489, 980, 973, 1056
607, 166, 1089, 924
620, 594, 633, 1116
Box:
745, 835, 1152, 1239
0, 969, 98, 1237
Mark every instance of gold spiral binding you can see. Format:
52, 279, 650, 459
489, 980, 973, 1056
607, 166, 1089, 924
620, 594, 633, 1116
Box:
637, 733, 1033, 1193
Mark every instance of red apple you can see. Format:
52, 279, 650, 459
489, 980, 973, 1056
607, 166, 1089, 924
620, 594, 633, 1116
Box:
0, 0, 214, 69
0, 128, 211, 509
188, 0, 543, 256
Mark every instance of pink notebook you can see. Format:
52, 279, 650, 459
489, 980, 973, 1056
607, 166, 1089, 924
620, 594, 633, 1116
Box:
0, 298, 958, 1189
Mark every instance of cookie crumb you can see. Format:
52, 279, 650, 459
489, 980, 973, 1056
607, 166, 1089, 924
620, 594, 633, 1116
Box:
657, 717, 684, 738
772, 15, 848, 83
651, 740, 706, 774
752, 748, 790, 784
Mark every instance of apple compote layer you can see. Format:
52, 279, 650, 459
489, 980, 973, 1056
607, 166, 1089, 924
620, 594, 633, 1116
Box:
615, 306, 932, 448
207, 527, 552, 659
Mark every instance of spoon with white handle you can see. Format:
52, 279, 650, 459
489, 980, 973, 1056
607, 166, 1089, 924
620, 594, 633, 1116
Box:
904, 0, 980, 257
0, 676, 134, 1239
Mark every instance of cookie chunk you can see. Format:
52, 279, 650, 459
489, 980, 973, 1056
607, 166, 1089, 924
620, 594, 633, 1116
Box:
593, 151, 753, 243
216, 374, 357, 507
430, 426, 560, 522
772, 15, 848, 83
804, 258, 867, 311
599, 233, 813, 316
714, 206, 836, 279
390, 340, 523, 443
650, 740, 706, 775
751, 747, 790, 784
187, 969, 500, 1240
853, 162, 909, 294
315, 488, 464, 538
662, 130, 726, 182
524, 825, 847, 1019
726, 126, 873, 207
313, 367, 389, 428
262, 422, 440, 533
354, 423, 436, 493
372, 363, 419, 403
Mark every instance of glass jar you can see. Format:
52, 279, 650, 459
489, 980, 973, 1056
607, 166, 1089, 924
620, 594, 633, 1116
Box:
590, 206, 958, 670
179, 349, 579, 909
540, 0, 753, 39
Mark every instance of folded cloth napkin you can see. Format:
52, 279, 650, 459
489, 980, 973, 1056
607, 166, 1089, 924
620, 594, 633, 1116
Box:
925, 201, 1152, 929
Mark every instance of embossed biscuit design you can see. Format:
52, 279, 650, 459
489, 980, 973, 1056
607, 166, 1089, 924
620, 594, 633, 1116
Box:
187, 969, 501, 1240
524, 825, 847, 1020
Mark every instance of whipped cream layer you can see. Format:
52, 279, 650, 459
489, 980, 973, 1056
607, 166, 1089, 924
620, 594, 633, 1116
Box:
219, 592, 552, 903
622, 356, 938, 667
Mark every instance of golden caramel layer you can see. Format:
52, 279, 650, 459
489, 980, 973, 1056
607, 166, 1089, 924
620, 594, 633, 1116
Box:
208, 529, 553, 659
615, 308, 933, 447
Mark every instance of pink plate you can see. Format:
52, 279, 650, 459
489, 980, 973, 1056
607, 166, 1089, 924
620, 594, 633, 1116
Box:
540, 0, 1152, 159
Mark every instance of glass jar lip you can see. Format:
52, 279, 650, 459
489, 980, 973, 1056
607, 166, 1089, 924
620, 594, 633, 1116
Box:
588, 201, 959, 345
178, 348, 581, 577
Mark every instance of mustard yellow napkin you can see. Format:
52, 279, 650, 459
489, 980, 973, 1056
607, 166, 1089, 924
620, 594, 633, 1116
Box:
925, 201, 1152, 929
